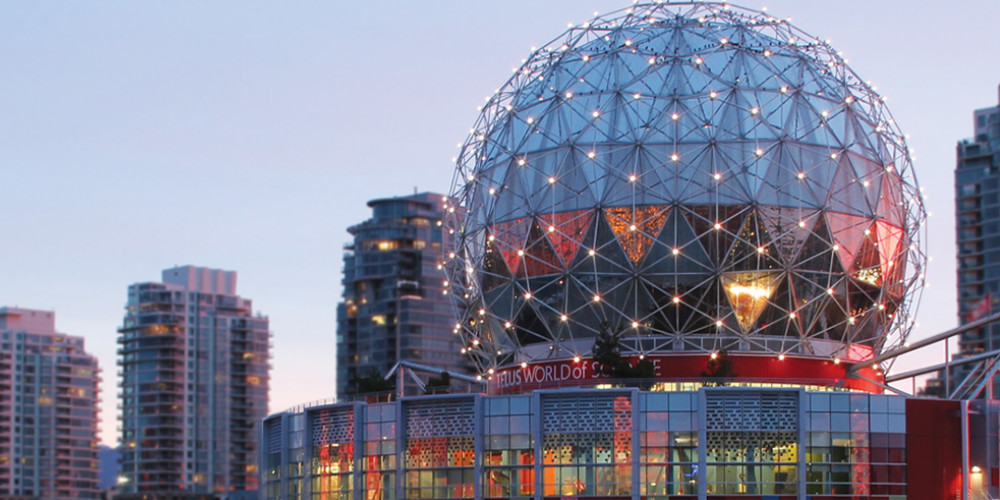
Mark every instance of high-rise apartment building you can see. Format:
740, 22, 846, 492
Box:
336, 192, 470, 398
117, 266, 269, 498
949, 87, 1000, 393
0, 307, 100, 499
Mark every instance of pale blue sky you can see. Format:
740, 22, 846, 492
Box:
2, 1, 998, 445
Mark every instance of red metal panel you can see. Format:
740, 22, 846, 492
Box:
490, 354, 885, 394
906, 398, 962, 500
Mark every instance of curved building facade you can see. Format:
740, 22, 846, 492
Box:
263, 3, 999, 500
262, 390, 997, 499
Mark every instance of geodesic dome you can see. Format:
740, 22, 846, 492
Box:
444, 1, 925, 375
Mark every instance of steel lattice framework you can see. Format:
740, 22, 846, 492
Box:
444, 1, 926, 375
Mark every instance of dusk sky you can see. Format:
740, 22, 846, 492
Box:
2, 1, 1000, 446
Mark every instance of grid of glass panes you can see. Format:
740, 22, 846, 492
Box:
403, 436, 475, 499
639, 392, 699, 498
263, 418, 284, 500
362, 403, 397, 500
805, 392, 906, 496
541, 394, 634, 497
705, 430, 798, 495
483, 395, 534, 499
402, 399, 476, 500
310, 409, 353, 500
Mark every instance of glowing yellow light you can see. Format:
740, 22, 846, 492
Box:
713, 172, 722, 180
592, 110, 601, 118
517, 249, 525, 256
709, 90, 718, 99
504, 321, 512, 328
672, 296, 681, 304
671, 112, 680, 120
633, 92, 642, 99
629, 224, 637, 231
587, 151, 597, 159
710, 352, 718, 360
714, 222, 722, 230
565, 91, 573, 99
833, 357, 840, 365
716, 320, 723, 327
797, 172, 806, 180
671, 153, 680, 162
755, 148, 764, 157
526, 117, 535, 124
521, 362, 528, 368
722, 272, 780, 331
672, 247, 680, 255
778, 354, 785, 361
592, 294, 601, 302
560, 314, 568, 321
750, 107, 759, 115
488, 187, 496, 195
789, 312, 797, 319
631, 321, 639, 328
524, 292, 532, 299
756, 246, 765, 254
548, 176, 556, 184
648, 57, 656, 65
573, 356, 582, 363
548, 225, 556, 232
629, 174, 637, 182
780, 86, 788, 93
588, 249, 596, 256
830, 153, 838, 159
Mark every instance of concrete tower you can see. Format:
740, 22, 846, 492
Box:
118, 266, 270, 498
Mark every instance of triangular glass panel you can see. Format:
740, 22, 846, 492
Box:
878, 170, 906, 228
522, 219, 561, 277
603, 205, 671, 264
827, 155, 872, 217
826, 212, 870, 274
874, 221, 904, 280
851, 236, 883, 287
757, 206, 820, 265
482, 237, 511, 292
492, 218, 530, 275
642, 209, 713, 282
684, 204, 744, 263
539, 210, 595, 267
721, 271, 782, 332
725, 210, 783, 272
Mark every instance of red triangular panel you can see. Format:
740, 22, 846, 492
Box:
523, 220, 561, 276
874, 221, 904, 279
492, 218, 530, 275
539, 210, 595, 267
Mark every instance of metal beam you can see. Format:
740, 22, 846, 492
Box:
855, 311, 1000, 373
386, 360, 485, 384
884, 349, 1000, 382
